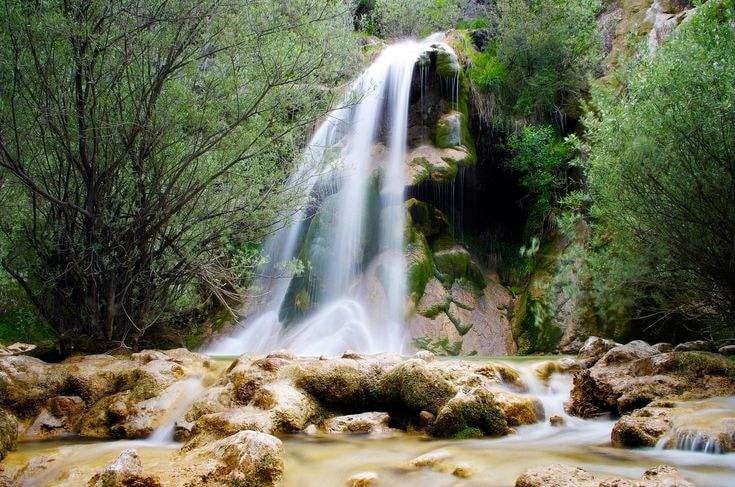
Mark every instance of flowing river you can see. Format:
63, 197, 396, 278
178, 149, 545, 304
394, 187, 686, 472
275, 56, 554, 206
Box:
3, 356, 734, 486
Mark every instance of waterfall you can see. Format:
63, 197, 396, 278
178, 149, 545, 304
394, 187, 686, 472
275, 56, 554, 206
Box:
209, 36, 454, 357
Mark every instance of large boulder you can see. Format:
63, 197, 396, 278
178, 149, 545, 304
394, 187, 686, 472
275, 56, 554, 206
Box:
23, 395, 85, 440
567, 342, 735, 418
378, 359, 456, 414
612, 405, 673, 448
178, 430, 284, 487
432, 387, 509, 438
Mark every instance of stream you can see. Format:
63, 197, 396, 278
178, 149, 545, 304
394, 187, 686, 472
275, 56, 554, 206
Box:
3, 356, 734, 486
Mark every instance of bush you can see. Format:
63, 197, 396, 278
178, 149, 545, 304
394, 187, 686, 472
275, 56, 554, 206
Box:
475, 0, 602, 126
584, 1, 735, 339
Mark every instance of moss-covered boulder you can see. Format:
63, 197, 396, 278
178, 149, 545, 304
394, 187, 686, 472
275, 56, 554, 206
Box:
432, 387, 509, 438
378, 359, 456, 414
293, 359, 383, 411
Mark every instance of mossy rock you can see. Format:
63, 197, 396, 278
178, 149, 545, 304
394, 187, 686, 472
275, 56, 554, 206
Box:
294, 361, 379, 411
673, 352, 735, 379
452, 426, 484, 439
378, 360, 456, 414
0, 408, 18, 460
435, 111, 463, 149
432, 388, 509, 438
406, 231, 434, 304
433, 245, 486, 289
433, 44, 460, 78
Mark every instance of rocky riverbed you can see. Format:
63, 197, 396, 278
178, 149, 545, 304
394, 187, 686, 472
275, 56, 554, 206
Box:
0, 339, 734, 486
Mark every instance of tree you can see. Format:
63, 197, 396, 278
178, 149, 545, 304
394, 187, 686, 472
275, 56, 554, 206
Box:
585, 1, 735, 339
0, 0, 356, 352
469, 0, 601, 127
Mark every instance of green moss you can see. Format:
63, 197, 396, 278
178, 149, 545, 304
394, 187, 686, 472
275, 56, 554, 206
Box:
434, 46, 460, 78
432, 388, 508, 438
673, 352, 735, 380
379, 360, 456, 414
452, 426, 484, 439
435, 112, 462, 148
412, 336, 463, 356
406, 231, 434, 304
433, 246, 486, 290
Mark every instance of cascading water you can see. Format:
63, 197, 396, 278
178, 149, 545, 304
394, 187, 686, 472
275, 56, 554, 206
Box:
209, 35, 453, 356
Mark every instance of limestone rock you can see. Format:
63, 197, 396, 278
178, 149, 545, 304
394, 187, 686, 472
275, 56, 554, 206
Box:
409, 449, 451, 468
578, 336, 619, 362
0, 342, 36, 356
322, 412, 392, 436
24, 395, 85, 440
88, 448, 161, 487
612, 407, 673, 448
514, 463, 694, 487
0, 408, 17, 461
718, 344, 735, 355
432, 387, 508, 438
674, 340, 712, 352
179, 430, 284, 487
452, 462, 474, 478
347, 471, 378, 487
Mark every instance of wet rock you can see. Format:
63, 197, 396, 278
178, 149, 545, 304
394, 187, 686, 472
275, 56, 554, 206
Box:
612, 407, 673, 448
549, 415, 565, 427
717, 344, 735, 356
432, 387, 509, 438
0, 408, 17, 460
533, 358, 581, 382
578, 336, 618, 363
266, 350, 295, 360
12, 455, 58, 485
514, 463, 694, 487
567, 341, 735, 418
452, 462, 474, 478
415, 350, 435, 362
409, 449, 451, 468
24, 395, 85, 440
322, 412, 392, 435
653, 343, 674, 353
492, 390, 544, 427
174, 420, 194, 442
180, 430, 284, 487
379, 359, 456, 414
598, 340, 658, 366
346, 471, 378, 487
88, 448, 161, 487
304, 424, 318, 436
515, 464, 598, 487
294, 359, 382, 411
673, 340, 712, 352
419, 410, 435, 426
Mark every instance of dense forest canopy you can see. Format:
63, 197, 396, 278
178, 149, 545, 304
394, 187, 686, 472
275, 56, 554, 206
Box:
1, 0, 733, 354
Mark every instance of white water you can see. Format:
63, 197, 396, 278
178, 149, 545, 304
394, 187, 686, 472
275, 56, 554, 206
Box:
209, 35, 454, 357
146, 377, 205, 444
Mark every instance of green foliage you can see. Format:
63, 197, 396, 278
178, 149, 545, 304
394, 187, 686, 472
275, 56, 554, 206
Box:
584, 1, 735, 338
456, 16, 491, 30
467, 48, 508, 91
475, 0, 602, 125
507, 125, 575, 234
361, 0, 485, 38
0, 0, 357, 351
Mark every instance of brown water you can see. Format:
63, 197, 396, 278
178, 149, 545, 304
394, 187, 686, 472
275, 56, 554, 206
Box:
3, 357, 735, 486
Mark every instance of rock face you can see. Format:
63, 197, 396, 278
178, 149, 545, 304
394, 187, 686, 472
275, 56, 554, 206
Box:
0, 349, 212, 441
566, 339, 735, 418
515, 464, 694, 487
